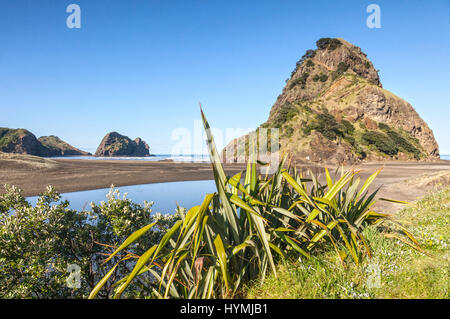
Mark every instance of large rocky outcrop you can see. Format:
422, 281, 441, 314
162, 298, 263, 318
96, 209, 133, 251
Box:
0, 128, 91, 157
223, 38, 439, 164
94, 132, 150, 157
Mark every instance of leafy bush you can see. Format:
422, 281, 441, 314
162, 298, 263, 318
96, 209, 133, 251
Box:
302, 49, 316, 60
271, 103, 299, 128
303, 112, 343, 140
316, 38, 342, 51
386, 130, 421, 158
0, 185, 178, 298
362, 131, 398, 155
331, 62, 349, 81
306, 59, 315, 67
312, 73, 328, 82
340, 119, 355, 135
377, 123, 421, 158
289, 72, 309, 89
90, 110, 421, 299
319, 74, 328, 82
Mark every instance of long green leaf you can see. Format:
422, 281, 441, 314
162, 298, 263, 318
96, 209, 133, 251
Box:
103, 221, 157, 264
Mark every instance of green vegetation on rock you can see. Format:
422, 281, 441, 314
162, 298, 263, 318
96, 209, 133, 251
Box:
362, 131, 398, 156
303, 111, 343, 140
331, 62, 349, 80
313, 73, 328, 82
0, 128, 26, 148
289, 72, 310, 89
270, 103, 299, 128
316, 38, 342, 51
306, 59, 315, 67
378, 123, 422, 159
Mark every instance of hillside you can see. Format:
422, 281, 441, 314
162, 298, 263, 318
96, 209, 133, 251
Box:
38, 135, 91, 156
223, 38, 440, 164
0, 128, 91, 157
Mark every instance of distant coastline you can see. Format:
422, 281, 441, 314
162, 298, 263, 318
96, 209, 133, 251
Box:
48, 153, 450, 162
47, 154, 211, 163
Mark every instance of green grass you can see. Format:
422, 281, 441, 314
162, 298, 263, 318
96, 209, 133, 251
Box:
245, 188, 449, 299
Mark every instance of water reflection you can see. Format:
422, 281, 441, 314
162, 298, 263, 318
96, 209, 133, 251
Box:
27, 180, 217, 214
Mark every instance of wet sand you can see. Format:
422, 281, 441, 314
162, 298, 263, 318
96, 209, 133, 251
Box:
0, 154, 449, 213
0, 157, 247, 197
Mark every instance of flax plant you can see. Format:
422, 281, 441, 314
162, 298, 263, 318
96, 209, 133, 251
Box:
89, 108, 421, 299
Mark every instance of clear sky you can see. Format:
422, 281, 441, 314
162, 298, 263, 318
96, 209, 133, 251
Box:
1, 0, 449, 154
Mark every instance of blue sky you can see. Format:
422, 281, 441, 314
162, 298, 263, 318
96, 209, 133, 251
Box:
1, 0, 449, 154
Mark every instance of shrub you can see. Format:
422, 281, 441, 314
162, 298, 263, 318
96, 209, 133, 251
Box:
386, 130, 421, 158
340, 119, 355, 135
313, 73, 328, 82
362, 131, 398, 155
316, 38, 342, 51
302, 49, 316, 60
271, 103, 299, 128
377, 123, 421, 158
289, 72, 309, 89
306, 59, 315, 67
303, 112, 344, 140
331, 62, 349, 81
0, 185, 178, 298
319, 73, 328, 82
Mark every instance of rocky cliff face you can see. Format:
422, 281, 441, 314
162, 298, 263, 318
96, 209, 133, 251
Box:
224, 38, 439, 164
94, 132, 150, 157
0, 128, 91, 157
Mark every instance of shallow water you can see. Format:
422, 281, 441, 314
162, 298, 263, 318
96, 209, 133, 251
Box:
441, 154, 450, 161
26, 180, 217, 214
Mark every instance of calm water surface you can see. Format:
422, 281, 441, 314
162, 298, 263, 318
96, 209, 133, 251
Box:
27, 180, 217, 214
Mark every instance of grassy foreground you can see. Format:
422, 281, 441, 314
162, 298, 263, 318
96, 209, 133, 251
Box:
245, 188, 449, 299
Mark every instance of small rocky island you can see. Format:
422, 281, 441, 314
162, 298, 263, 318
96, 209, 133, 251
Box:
94, 132, 150, 157
0, 128, 91, 156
